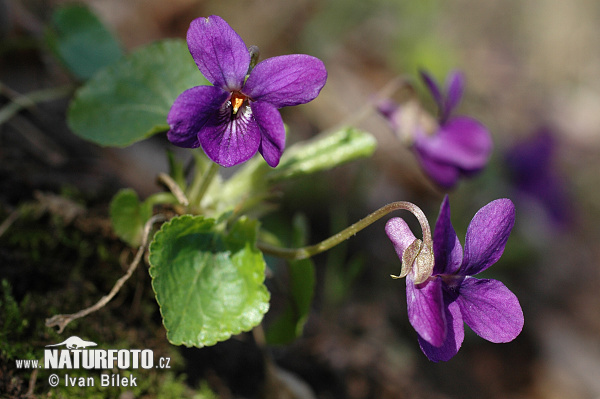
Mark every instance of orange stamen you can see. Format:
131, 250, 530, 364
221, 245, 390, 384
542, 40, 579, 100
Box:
231, 92, 246, 114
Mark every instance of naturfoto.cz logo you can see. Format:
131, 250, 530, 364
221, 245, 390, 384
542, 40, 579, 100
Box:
15, 336, 171, 389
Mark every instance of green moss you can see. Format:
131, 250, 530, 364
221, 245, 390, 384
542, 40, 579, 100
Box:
0, 198, 218, 398
0, 279, 35, 361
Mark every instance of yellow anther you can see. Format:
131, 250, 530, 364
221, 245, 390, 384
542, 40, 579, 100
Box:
231, 93, 246, 114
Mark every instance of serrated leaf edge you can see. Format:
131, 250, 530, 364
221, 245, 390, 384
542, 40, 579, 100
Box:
148, 215, 270, 347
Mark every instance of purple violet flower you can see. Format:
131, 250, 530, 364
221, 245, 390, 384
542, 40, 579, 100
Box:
167, 16, 327, 167
379, 70, 492, 188
386, 196, 523, 362
505, 128, 572, 228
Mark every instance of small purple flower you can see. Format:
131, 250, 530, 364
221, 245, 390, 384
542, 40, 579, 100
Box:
505, 128, 572, 228
386, 196, 523, 362
379, 71, 492, 188
167, 16, 327, 167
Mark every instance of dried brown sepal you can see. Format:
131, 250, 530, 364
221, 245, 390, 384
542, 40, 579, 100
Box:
391, 238, 422, 279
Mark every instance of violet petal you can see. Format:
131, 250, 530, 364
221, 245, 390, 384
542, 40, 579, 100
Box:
506, 129, 572, 227
406, 276, 446, 347
419, 70, 444, 115
377, 99, 400, 122
412, 146, 461, 188
243, 54, 327, 108
250, 101, 286, 167
417, 299, 464, 362
377, 99, 402, 131
507, 128, 554, 173
456, 277, 524, 343
461, 199, 515, 276
198, 104, 261, 167
167, 85, 230, 148
385, 217, 417, 260
414, 117, 492, 172
433, 196, 463, 275
443, 71, 464, 121
187, 16, 249, 91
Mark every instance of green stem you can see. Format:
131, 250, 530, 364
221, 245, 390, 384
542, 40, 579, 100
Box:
189, 162, 220, 207
258, 201, 432, 261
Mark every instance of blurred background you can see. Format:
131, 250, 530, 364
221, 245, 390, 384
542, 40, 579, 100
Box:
2, 0, 600, 398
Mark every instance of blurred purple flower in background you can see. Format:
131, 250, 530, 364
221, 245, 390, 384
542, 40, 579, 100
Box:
379, 70, 492, 188
505, 128, 572, 228
167, 15, 327, 167
386, 196, 523, 362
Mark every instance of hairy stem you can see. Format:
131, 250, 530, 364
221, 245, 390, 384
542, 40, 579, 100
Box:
258, 201, 432, 261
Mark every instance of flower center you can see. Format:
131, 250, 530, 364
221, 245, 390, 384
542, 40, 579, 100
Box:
440, 274, 464, 290
231, 92, 247, 115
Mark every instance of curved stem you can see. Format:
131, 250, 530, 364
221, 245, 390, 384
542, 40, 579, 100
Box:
258, 201, 432, 260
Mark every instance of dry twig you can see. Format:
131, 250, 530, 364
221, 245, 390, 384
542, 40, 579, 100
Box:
45, 214, 166, 333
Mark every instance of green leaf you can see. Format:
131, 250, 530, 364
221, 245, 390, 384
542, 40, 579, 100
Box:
109, 189, 153, 247
148, 216, 270, 347
266, 127, 377, 182
46, 4, 123, 80
67, 39, 208, 147
214, 127, 377, 217
266, 215, 315, 345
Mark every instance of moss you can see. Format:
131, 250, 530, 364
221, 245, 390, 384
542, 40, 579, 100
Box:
0, 279, 35, 361
0, 198, 218, 398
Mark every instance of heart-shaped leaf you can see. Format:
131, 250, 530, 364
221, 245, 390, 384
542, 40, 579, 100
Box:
109, 189, 153, 247
148, 215, 270, 347
67, 39, 208, 147
46, 4, 123, 80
